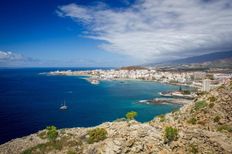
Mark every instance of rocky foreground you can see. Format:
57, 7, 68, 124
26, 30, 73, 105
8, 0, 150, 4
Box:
0, 80, 231, 154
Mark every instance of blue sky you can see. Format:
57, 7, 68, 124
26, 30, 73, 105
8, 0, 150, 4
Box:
0, 0, 232, 67
0, 0, 137, 67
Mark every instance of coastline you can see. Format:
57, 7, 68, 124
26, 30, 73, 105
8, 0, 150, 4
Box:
45, 71, 195, 88
45, 72, 194, 106
1, 80, 231, 154
138, 98, 192, 105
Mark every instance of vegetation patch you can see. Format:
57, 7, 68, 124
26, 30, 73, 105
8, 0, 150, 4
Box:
87, 128, 107, 144
22, 135, 82, 154
164, 126, 178, 143
189, 143, 198, 154
22, 140, 63, 154
157, 114, 165, 122
217, 125, 232, 133
208, 96, 216, 102
67, 150, 77, 154
197, 92, 207, 96
46, 126, 58, 142
213, 116, 221, 123
125, 111, 138, 120
208, 103, 215, 108
187, 117, 197, 125
37, 131, 47, 139
194, 100, 207, 111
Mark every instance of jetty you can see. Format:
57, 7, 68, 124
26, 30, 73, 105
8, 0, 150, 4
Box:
139, 98, 192, 105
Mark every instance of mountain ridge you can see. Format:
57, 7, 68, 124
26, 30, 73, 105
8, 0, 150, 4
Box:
146, 50, 232, 67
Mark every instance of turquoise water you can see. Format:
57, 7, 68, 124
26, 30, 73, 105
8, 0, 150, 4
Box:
0, 68, 180, 144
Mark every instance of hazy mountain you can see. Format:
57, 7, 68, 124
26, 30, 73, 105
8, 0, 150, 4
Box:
147, 51, 232, 66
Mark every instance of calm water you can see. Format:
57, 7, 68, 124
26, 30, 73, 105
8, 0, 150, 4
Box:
0, 68, 180, 144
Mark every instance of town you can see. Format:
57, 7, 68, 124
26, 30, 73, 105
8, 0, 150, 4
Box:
47, 67, 232, 92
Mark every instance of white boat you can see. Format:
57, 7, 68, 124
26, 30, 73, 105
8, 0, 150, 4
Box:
60, 101, 68, 110
90, 79, 99, 85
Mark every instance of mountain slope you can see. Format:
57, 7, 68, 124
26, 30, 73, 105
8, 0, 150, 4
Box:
147, 50, 232, 66
171, 50, 232, 64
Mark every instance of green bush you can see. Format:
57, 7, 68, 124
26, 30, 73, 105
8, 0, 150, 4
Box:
87, 128, 107, 144
164, 126, 178, 143
194, 101, 207, 110
125, 111, 137, 120
157, 114, 165, 122
213, 116, 220, 123
187, 117, 197, 125
46, 126, 58, 142
217, 125, 232, 133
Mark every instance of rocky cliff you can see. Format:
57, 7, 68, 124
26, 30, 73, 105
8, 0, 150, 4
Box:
0, 80, 231, 154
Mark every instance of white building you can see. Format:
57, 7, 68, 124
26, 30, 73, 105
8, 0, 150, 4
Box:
202, 79, 211, 92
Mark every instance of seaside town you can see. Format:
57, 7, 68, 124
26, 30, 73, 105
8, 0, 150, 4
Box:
47, 67, 231, 105
47, 68, 231, 91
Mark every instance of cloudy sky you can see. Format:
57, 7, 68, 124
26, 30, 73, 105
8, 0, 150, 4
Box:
0, 0, 232, 67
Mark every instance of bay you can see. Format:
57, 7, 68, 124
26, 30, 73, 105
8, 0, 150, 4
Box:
0, 68, 181, 144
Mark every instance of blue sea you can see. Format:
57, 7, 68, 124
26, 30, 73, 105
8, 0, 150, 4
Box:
0, 68, 181, 144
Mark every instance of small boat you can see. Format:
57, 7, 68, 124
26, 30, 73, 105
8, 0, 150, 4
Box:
60, 101, 68, 110
90, 79, 99, 85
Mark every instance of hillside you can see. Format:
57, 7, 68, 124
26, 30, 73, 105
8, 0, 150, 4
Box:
169, 51, 232, 64
0, 80, 231, 154
147, 51, 232, 68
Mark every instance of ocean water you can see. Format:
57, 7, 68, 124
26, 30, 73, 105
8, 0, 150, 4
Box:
0, 68, 181, 144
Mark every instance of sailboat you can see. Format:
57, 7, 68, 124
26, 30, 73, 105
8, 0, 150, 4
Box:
60, 101, 68, 110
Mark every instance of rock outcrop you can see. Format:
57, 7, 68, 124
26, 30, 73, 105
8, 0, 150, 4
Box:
0, 80, 231, 154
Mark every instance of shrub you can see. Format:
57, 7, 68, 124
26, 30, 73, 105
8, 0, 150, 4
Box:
22, 140, 63, 154
157, 114, 165, 122
87, 128, 107, 144
208, 96, 216, 102
46, 126, 58, 142
125, 111, 138, 120
217, 125, 232, 133
194, 101, 207, 110
189, 143, 198, 154
164, 126, 178, 143
38, 131, 47, 139
213, 116, 220, 123
187, 117, 197, 125
209, 103, 215, 108
67, 150, 76, 154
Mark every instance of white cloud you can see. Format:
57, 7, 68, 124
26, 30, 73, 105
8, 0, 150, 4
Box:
57, 0, 232, 63
0, 51, 42, 67
0, 51, 24, 61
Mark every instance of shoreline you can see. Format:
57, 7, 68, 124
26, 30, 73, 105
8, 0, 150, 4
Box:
45, 72, 196, 106
138, 98, 192, 105
45, 71, 196, 88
